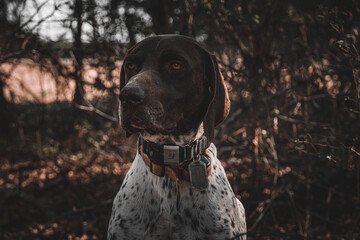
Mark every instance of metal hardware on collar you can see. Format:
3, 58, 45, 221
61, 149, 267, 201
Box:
163, 145, 180, 165
194, 141, 199, 155
189, 147, 194, 160
189, 154, 209, 190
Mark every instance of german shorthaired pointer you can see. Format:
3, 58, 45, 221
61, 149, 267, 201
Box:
108, 35, 246, 240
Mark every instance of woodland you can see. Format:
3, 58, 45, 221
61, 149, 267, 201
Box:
0, 0, 359, 239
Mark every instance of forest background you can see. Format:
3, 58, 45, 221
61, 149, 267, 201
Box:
0, 0, 359, 239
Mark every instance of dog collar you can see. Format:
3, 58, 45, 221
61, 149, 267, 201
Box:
138, 135, 212, 181
138, 135, 209, 166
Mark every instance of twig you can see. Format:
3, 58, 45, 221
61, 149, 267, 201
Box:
350, 146, 360, 157
286, 187, 305, 235
16, 0, 49, 31
248, 191, 280, 232
226, 108, 243, 125
349, 108, 360, 114
73, 102, 118, 122
277, 114, 330, 128
297, 94, 332, 101
264, 135, 279, 186
28, 2, 63, 33
229, 231, 247, 240
291, 139, 341, 150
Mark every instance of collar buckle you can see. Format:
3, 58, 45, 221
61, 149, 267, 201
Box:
163, 145, 180, 165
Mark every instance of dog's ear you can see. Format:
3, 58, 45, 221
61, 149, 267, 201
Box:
202, 53, 231, 142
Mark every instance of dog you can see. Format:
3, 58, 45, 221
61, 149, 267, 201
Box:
108, 35, 246, 240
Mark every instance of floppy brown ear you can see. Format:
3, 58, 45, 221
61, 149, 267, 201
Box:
203, 54, 231, 142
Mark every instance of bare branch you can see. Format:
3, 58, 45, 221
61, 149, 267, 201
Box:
73, 102, 118, 122
277, 114, 331, 128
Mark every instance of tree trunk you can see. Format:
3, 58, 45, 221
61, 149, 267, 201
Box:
73, 0, 84, 106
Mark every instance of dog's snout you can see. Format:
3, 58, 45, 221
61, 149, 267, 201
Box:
120, 85, 145, 105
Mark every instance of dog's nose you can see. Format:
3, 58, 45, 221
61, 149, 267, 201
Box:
120, 85, 145, 105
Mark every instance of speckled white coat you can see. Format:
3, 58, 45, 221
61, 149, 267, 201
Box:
108, 143, 246, 240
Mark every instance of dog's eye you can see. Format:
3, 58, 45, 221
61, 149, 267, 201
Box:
169, 62, 183, 71
126, 63, 136, 70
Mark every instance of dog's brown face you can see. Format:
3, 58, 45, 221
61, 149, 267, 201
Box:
119, 35, 230, 141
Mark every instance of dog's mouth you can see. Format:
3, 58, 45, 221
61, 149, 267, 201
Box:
121, 117, 144, 134
121, 114, 180, 136
120, 102, 176, 135
123, 121, 177, 135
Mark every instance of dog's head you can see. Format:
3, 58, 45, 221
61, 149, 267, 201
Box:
119, 35, 230, 142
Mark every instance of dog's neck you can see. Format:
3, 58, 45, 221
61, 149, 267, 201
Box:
141, 123, 204, 145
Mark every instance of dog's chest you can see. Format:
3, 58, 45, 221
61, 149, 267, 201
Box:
108, 144, 246, 240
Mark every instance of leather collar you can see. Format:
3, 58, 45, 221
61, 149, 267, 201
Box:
138, 135, 212, 181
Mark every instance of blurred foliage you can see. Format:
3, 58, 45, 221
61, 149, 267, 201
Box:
0, 0, 360, 239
